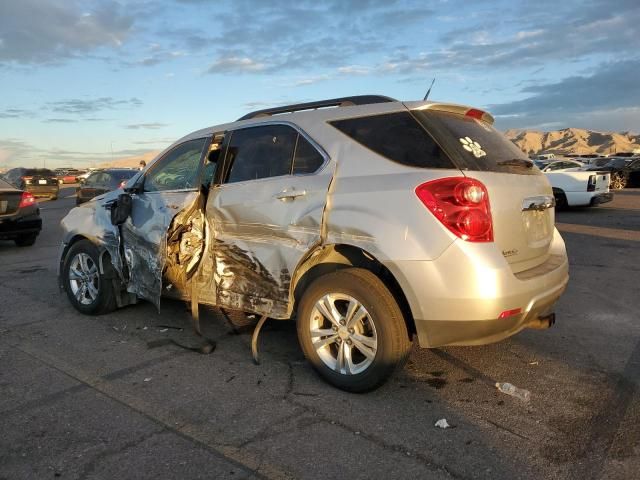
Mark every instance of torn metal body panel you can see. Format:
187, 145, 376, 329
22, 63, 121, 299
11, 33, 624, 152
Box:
123, 190, 200, 309
161, 192, 210, 304
205, 163, 333, 318
59, 190, 125, 282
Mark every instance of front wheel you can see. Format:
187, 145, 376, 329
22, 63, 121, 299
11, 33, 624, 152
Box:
62, 240, 117, 315
296, 268, 412, 392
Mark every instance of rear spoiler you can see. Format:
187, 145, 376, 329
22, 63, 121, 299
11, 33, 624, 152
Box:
405, 101, 495, 125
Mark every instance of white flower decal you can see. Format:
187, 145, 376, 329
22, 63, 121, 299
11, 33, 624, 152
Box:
459, 137, 486, 158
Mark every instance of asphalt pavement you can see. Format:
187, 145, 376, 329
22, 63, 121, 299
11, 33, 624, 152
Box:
0, 185, 638, 479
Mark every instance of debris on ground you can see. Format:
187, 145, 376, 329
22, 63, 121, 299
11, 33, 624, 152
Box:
528, 361, 539, 365
435, 418, 451, 429
143, 377, 152, 382
495, 382, 531, 402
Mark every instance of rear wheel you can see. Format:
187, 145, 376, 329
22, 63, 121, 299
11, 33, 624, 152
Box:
15, 234, 37, 247
553, 189, 568, 209
297, 268, 411, 392
62, 240, 117, 315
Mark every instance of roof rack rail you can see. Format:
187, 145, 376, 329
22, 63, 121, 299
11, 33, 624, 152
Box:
237, 95, 397, 121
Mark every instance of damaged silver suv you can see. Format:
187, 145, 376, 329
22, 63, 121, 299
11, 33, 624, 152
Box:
58, 95, 569, 392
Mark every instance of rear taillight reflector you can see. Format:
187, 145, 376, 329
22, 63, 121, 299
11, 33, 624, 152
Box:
18, 192, 36, 208
499, 308, 522, 319
415, 177, 493, 242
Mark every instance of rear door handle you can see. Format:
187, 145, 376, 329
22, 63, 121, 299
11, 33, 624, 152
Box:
275, 189, 307, 201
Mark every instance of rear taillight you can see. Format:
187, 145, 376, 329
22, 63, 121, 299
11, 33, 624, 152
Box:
415, 177, 493, 242
587, 175, 596, 192
18, 192, 36, 208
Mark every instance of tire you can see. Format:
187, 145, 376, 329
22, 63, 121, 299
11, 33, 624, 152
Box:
15, 234, 37, 247
296, 268, 411, 392
610, 173, 627, 190
62, 240, 117, 315
554, 189, 568, 209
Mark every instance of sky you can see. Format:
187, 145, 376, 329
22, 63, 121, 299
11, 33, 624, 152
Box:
0, 0, 639, 169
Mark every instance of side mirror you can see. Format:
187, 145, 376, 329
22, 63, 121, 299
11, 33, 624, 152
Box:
110, 193, 132, 226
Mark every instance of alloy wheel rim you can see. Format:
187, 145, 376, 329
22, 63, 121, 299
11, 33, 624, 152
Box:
68, 253, 100, 305
309, 293, 378, 375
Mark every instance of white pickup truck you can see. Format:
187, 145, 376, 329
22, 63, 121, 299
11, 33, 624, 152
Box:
544, 169, 612, 208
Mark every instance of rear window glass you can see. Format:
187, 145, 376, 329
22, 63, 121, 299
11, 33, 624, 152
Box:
413, 110, 539, 175
24, 169, 56, 176
293, 135, 325, 174
330, 112, 455, 169
110, 170, 137, 179
225, 125, 297, 183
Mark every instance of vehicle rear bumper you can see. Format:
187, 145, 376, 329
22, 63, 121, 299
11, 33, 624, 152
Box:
590, 192, 613, 205
26, 185, 59, 197
0, 215, 42, 239
385, 228, 569, 348
565, 190, 610, 207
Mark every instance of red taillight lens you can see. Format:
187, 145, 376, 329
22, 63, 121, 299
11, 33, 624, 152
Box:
18, 192, 36, 208
498, 308, 522, 319
415, 177, 493, 242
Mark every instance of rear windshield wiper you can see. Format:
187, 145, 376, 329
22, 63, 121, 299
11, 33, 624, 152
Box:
497, 159, 533, 168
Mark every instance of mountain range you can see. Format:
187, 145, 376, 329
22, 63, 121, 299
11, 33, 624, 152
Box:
504, 128, 640, 156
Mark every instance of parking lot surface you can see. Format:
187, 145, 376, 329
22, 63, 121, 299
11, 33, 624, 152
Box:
1, 186, 638, 479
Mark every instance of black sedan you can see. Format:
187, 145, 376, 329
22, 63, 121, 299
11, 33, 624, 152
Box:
0, 177, 42, 246
76, 169, 138, 205
2, 167, 60, 200
587, 157, 640, 189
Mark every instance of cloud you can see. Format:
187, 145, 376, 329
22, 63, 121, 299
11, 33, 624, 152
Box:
206, 56, 267, 74
124, 123, 169, 130
490, 59, 640, 130
47, 97, 143, 115
0, 0, 134, 64
0, 108, 33, 119
43, 118, 78, 123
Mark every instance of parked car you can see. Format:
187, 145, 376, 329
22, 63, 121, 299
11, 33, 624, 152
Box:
76, 169, 138, 205
0, 177, 42, 246
3, 168, 59, 200
540, 160, 584, 172
586, 157, 640, 189
77, 170, 95, 183
56, 168, 84, 184
58, 95, 569, 391
543, 170, 612, 208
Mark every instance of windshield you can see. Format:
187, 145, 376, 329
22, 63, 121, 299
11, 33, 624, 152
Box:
412, 110, 540, 175
605, 158, 627, 168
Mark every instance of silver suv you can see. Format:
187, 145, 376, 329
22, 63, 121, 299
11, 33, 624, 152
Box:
58, 95, 569, 392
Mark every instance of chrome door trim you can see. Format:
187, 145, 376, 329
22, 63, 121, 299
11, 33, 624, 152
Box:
522, 195, 556, 212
